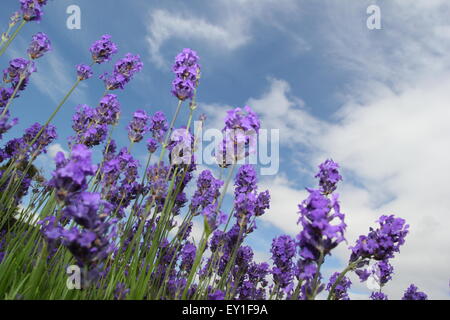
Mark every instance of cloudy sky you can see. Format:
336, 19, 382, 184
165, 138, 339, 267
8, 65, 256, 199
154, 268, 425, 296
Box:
1, 0, 449, 299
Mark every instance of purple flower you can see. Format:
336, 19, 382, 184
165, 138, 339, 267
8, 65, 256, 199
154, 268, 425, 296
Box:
3, 58, 36, 91
233, 165, 270, 224
370, 292, 388, 300
49, 144, 97, 202
72, 104, 95, 134
297, 190, 346, 260
202, 204, 227, 232
100, 53, 143, 90
0, 87, 14, 108
0, 110, 18, 139
114, 283, 130, 300
146, 138, 158, 154
271, 235, 296, 289
149, 111, 169, 143
22, 122, 57, 155
63, 192, 102, 229
27, 32, 51, 60
114, 53, 143, 78
402, 284, 428, 300
255, 190, 270, 216
20, 0, 44, 22
40, 192, 118, 282
208, 290, 225, 300
350, 215, 409, 262
76, 64, 93, 81
295, 188, 346, 295
217, 106, 260, 166
235, 165, 257, 195
96, 94, 121, 125
180, 242, 196, 272
171, 48, 200, 101
168, 128, 195, 165
90, 35, 118, 64
127, 109, 149, 143
326, 272, 352, 300
171, 78, 195, 101
315, 159, 342, 195
190, 170, 224, 214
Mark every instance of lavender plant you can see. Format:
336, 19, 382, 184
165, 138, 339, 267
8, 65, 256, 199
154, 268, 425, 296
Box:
0, 1, 431, 301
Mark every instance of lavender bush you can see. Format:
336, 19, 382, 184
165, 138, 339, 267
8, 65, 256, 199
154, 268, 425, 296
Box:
0, 1, 430, 300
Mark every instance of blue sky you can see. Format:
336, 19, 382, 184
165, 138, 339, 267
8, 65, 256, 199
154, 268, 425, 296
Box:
1, 0, 450, 299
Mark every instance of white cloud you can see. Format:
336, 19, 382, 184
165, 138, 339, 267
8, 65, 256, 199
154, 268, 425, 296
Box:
146, 9, 249, 68
7, 40, 87, 104
47, 143, 69, 159
145, 0, 303, 68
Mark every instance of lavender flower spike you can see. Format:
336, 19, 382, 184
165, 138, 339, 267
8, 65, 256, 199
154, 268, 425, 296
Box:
127, 109, 149, 143
27, 32, 51, 60
90, 35, 118, 64
76, 64, 93, 81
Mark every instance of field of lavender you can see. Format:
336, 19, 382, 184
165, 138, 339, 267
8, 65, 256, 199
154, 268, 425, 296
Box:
0, 0, 430, 300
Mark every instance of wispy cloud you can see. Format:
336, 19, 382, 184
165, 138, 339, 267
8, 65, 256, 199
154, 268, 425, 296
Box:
145, 0, 303, 68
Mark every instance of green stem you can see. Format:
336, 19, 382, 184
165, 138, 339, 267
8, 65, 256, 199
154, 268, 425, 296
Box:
158, 99, 183, 163
0, 20, 26, 58
326, 258, 363, 300
0, 75, 24, 118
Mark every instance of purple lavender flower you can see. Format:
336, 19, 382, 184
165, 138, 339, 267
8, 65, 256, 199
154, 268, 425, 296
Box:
72, 104, 95, 134
0, 87, 14, 108
217, 106, 260, 166
20, 0, 44, 22
76, 64, 93, 81
90, 35, 118, 64
350, 215, 409, 262
49, 144, 97, 202
402, 284, 428, 300
370, 292, 388, 300
149, 111, 168, 143
255, 190, 270, 216
0, 110, 18, 139
202, 204, 227, 232
232, 165, 270, 225
114, 283, 130, 300
326, 272, 352, 300
100, 53, 143, 90
114, 53, 143, 78
297, 190, 346, 259
40, 192, 117, 283
171, 48, 200, 101
315, 159, 342, 195
127, 109, 149, 143
208, 290, 225, 300
71, 103, 112, 147
96, 94, 121, 125
63, 192, 103, 229
180, 242, 196, 272
22, 122, 57, 155
27, 32, 51, 60
235, 165, 258, 195
271, 235, 296, 290
146, 138, 158, 154
168, 127, 195, 165
238, 262, 270, 300
376, 260, 394, 286
171, 78, 195, 101
3, 58, 36, 91
190, 170, 224, 214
